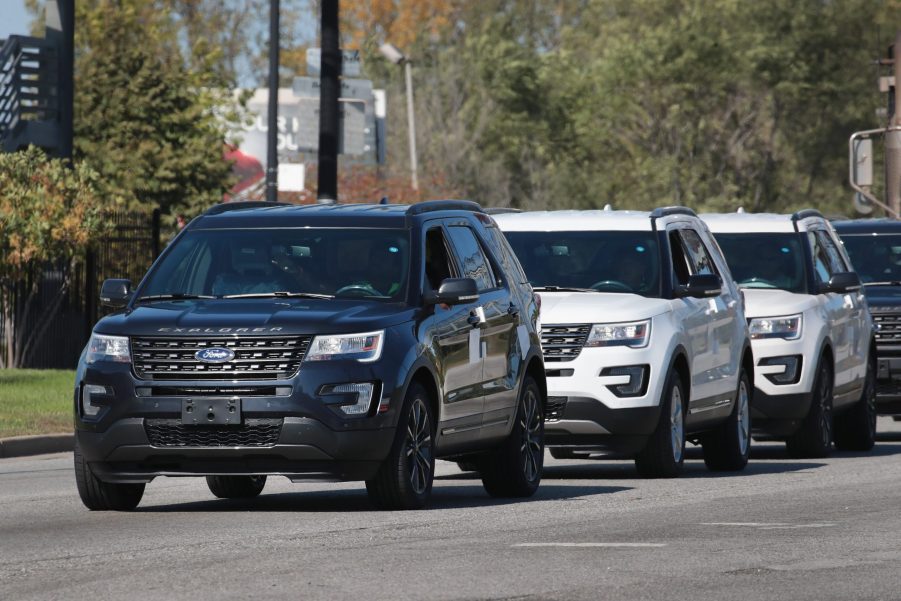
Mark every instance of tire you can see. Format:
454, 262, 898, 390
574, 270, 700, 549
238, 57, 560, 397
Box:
366, 382, 435, 510
834, 354, 877, 452
479, 376, 544, 498
74, 439, 144, 511
701, 369, 751, 471
635, 369, 685, 478
786, 359, 833, 458
206, 475, 267, 499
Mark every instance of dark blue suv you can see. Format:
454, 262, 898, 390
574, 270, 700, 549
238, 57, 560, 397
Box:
74, 201, 545, 510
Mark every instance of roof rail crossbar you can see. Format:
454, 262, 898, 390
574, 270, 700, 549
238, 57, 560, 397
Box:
649, 206, 697, 219
791, 209, 825, 222
204, 201, 292, 215
405, 200, 483, 216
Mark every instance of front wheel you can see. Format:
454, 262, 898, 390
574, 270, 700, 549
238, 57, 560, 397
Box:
206, 475, 267, 499
786, 359, 833, 458
635, 369, 685, 478
366, 383, 435, 510
480, 376, 544, 498
834, 355, 877, 451
74, 440, 144, 511
701, 369, 751, 471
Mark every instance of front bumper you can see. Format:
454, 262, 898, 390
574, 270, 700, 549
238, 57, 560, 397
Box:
75, 358, 403, 483
876, 355, 901, 414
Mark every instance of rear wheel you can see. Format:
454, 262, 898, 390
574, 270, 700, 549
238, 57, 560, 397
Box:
635, 370, 685, 478
834, 354, 877, 452
206, 475, 267, 499
366, 383, 435, 510
74, 440, 144, 511
786, 359, 833, 458
480, 376, 544, 498
701, 369, 751, 471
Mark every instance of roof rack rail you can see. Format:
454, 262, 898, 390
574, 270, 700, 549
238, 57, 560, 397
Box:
791, 208, 825, 221
405, 200, 483, 216
649, 206, 697, 219
484, 207, 521, 215
204, 201, 291, 215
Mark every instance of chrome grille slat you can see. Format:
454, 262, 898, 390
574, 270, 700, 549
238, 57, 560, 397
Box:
540, 324, 591, 362
131, 336, 311, 381
872, 311, 901, 348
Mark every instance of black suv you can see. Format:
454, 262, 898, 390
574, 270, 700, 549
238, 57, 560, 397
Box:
834, 219, 901, 416
74, 200, 546, 510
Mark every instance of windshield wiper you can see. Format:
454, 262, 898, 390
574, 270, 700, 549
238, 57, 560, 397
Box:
135, 293, 216, 303
863, 281, 901, 287
532, 286, 600, 293
221, 291, 335, 300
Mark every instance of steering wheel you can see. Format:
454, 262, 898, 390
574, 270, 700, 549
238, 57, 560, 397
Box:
590, 280, 632, 292
335, 283, 383, 297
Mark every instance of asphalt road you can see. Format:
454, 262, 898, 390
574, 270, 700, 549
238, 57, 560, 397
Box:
3, 419, 901, 601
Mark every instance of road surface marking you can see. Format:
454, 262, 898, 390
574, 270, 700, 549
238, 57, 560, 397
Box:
701, 522, 836, 529
513, 543, 666, 548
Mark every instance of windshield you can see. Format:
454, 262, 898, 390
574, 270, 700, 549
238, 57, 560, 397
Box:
714, 233, 807, 293
139, 228, 410, 301
503, 231, 661, 297
838, 234, 901, 285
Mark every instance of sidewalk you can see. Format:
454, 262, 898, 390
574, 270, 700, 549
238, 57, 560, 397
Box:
0, 433, 73, 458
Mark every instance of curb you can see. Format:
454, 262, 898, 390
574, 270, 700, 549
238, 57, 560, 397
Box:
0, 433, 74, 459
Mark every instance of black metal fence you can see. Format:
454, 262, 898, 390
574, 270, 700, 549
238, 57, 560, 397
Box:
0, 209, 160, 369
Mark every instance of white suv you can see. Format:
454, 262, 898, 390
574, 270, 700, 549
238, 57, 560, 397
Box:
495, 207, 753, 477
703, 210, 876, 458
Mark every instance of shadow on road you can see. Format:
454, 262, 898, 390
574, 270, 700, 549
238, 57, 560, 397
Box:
537, 456, 826, 481
137, 480, 629, 513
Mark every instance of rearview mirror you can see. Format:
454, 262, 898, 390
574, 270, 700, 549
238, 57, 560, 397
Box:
425, 278, 479, 306
819, 272, 861, 294
675, 274, 722, 299
100, 279, 132, 308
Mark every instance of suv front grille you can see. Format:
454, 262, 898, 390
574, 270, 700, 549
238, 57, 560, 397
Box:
131, 336, 312, 381
145, 418, 282, 447
541, 324, 591, 362
872, 310, 901, 351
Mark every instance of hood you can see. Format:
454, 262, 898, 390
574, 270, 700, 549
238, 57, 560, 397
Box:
741, 288, 817, 319
94, 298, 415, 337
538, 291, 670, 324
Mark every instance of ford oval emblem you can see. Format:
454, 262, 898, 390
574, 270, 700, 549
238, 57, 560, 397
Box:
195, 347, 235, 363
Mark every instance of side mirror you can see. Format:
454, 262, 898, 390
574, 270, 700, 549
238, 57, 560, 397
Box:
100, 279, 132, 308
819, 271, 861, 294
425, 278, 479, 306
676, 274, 722, 299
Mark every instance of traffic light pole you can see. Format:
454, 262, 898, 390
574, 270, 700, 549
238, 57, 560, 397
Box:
265, 0, 280, 203
317, 0, 340, 204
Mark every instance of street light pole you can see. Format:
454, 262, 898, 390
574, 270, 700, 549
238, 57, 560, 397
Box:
265, 0, 280, 203
379, 43, 419, 193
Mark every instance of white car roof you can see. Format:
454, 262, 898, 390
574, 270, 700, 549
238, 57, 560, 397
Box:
493, 210, 655, 232
701, 212, 818, 234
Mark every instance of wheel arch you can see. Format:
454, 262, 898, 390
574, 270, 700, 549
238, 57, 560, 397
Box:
741, 341, 754, 390
670, 345, 691, 405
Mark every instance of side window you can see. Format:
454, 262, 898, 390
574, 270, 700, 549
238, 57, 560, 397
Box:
817, 231, 848, 275
446, 225, 496, 291
678, 229, 718, 276
668, 230, 692, 286
424, 227, 456, 291
807, 231, 833, 283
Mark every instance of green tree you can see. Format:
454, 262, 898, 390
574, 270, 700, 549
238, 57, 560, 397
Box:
0, 147, 105, 368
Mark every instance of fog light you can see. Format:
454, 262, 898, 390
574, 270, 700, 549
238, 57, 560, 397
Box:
601, 365, 649, 397
320, 383, 376, 416
761, 356, 802, 385
82, 384, 112, 417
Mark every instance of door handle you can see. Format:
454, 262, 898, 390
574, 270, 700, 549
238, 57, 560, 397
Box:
468, 306, 486, 327
467, 313, 482, 326
507, 304, 520, 316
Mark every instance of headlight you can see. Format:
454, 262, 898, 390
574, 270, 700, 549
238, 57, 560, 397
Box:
306, 331, 384, 363
585, 320, 650, 348
749, 314, 802, 340
86, 334, 131, 363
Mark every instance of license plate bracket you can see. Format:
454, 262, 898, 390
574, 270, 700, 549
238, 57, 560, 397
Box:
181, 397, 241, 426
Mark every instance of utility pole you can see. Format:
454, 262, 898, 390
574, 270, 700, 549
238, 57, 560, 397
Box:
265, 0, 280, 203
887, 30, 901, 217
317, 0, 340, 204
379, 43, 419, 193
